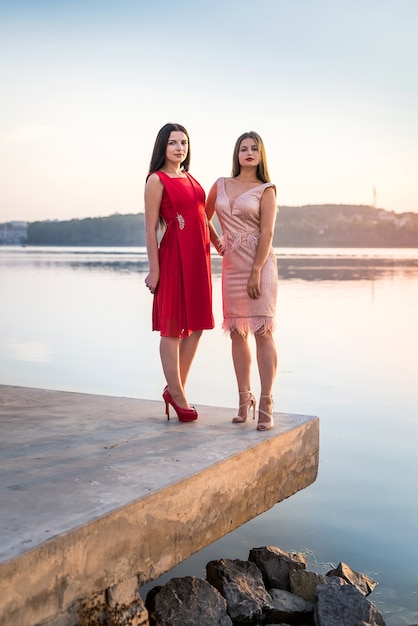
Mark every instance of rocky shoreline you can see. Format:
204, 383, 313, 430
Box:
81, 545, 417, 625
146, 546, 384, 625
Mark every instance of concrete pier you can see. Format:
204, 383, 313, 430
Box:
0, 385, 319, 626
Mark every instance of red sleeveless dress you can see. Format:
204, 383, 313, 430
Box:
152, 171, 214, 337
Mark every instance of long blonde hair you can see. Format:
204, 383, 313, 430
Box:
231, 131, 271, 183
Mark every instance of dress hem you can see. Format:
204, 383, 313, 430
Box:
155, 324, 215, 338
222, 317, 275, 336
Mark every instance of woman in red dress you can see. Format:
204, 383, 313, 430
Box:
144, 123, 214, 422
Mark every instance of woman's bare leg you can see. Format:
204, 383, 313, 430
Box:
254, 330, 277, 424
179, 330, 203, 386
231, 330, 253, 419
160, 336, 187, 407
160, 331, 203, 408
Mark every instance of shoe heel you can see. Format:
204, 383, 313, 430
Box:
163, 389, 170, 420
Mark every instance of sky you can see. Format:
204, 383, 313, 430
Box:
1, 0, 417, 222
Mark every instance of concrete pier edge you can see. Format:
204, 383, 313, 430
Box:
0, 385, 319, 626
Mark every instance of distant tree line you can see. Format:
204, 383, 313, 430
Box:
27, 214, 145, 246
273, 204, 418, 247
23, 205, 418, 247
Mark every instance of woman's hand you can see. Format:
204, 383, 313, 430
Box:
145, 270, 159, 294
216, 237, 225, 256
247, 268, 261, 299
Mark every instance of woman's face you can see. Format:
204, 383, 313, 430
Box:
165, 131, 188, 166
238, 137, 260, 168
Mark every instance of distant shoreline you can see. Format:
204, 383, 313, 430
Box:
1, 204, 418, 247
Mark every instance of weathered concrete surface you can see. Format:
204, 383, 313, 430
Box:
0, 385, 319, 626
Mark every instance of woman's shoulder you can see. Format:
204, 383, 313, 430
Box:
185, 171, 206, 195
207, 177, 226, 193
185, 171, 202, 185
260, 181, 276, 194
147, 171, 164, 181
146, 171, 165, 187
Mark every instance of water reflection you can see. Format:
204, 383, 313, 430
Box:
1, 245, 418, 621
276, 257, 418, 280
2, 246, 418, 280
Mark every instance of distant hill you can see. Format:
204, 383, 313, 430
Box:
26, 214, 145, 246
2, 204, 417, 247
273, 204, 418, 247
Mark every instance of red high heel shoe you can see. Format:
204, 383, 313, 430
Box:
162, 388, 198, 422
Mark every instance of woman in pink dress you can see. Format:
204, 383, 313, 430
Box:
144, 123, 214, 422
205, 131, 278, 430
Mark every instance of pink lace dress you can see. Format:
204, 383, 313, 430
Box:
214, 177, 278, 335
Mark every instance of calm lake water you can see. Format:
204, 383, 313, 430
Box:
1, 246, 418, 624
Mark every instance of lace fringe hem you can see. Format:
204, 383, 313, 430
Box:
222, 317, 275, 336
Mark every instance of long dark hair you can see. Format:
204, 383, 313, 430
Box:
231, 131, 271, 183
148, 123, 191, 176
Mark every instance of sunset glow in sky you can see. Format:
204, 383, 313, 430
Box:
1, 0, 417, 222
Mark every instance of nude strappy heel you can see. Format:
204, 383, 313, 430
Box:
257, 395, 274, 431
232, 391, 256, 423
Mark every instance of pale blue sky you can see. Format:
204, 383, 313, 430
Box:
1, 0, 417, 221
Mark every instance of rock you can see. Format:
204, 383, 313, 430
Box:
326, 562, 378, 596
78, 586, 149, 626
146, 576, 232, 626
267, 588, 314, 624
206, 557, 273, 623
290, 568, 337, 602
105, 576, 150, 625
314, 580, 386, 626
107, 576, 140, 606
106, 604, 149, 626
248, 546, 307, 590
141, 547, 388, 626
